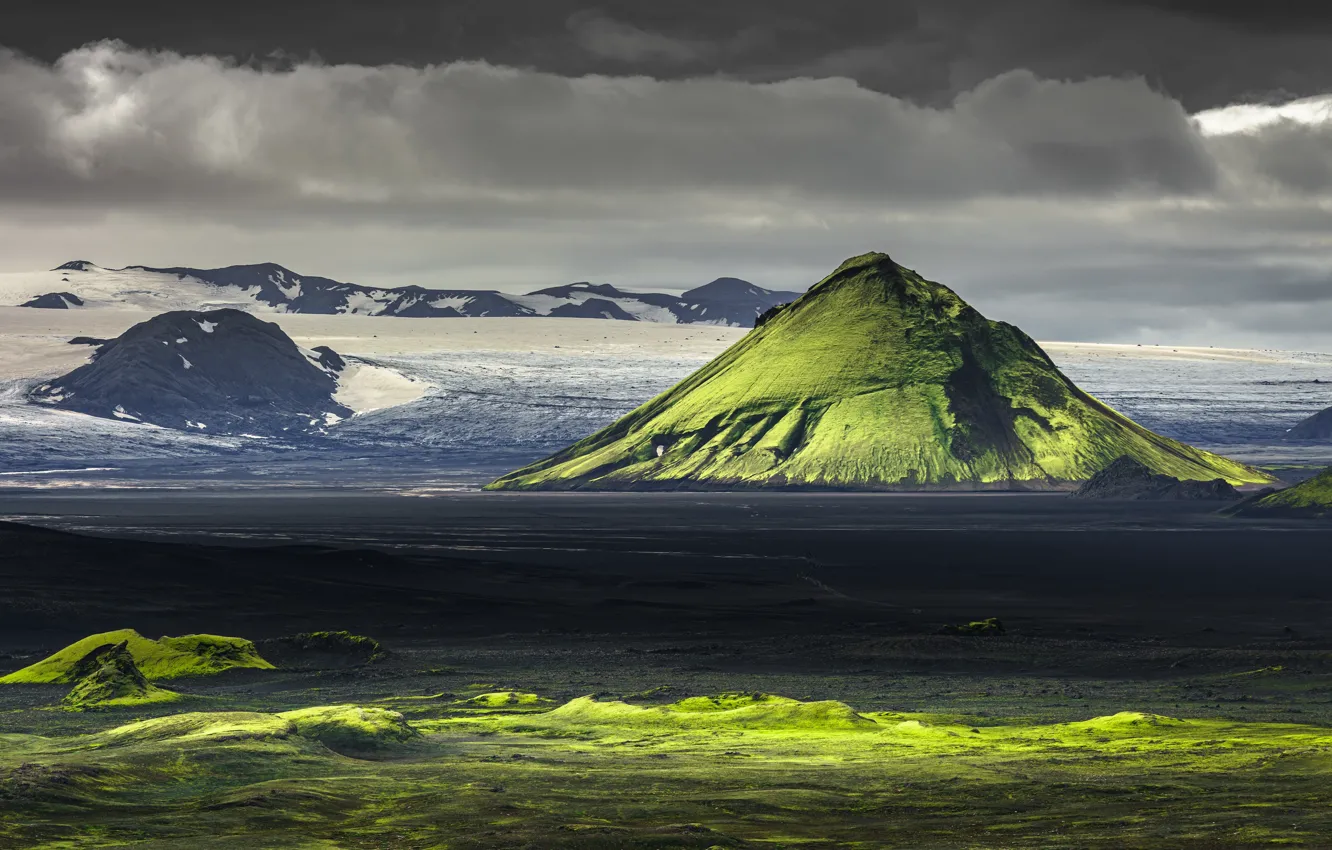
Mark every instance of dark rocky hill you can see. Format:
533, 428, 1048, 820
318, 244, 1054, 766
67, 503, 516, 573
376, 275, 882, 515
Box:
679, 277, 803, 327
1072, 456, 1241, 500
1284, 406, 1332, 441
30, 308, 351, 436
21, 292, 84, 309
548, 298, 639, 320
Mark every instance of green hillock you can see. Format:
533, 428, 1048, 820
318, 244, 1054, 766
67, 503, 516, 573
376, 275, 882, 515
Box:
0, 628, 274, 683
1230, 467, 1332, 518
531, 694, 876, 732
60, 641, 180, 711
488, 252, 1269, 491
277, 705, 419, 751
459, 691, 552, 708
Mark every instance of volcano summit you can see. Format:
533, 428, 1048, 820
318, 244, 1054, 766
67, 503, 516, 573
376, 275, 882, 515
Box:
489, 253, 1269, 491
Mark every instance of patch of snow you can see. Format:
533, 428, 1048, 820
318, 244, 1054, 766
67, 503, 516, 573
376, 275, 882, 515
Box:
175, 337, 187, 344
323, 411, 344, 426
195, 318, 217, 333
509, 292, 681, 323
186, 420, 207, 429
338, 290, 392, 315
509, 294, 566, 315
428, 296, 472, 312
179, 354, 193, 370
112, 405, 140, 421
333, 360, 428, 415
0, 466, 119, 476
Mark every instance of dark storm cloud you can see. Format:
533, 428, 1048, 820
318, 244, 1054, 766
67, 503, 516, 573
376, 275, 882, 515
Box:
0, 45, 1218, 213
8, 1, 1332, 110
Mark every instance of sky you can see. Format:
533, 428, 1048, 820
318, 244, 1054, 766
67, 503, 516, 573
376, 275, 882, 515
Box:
4, 1, 1332, 347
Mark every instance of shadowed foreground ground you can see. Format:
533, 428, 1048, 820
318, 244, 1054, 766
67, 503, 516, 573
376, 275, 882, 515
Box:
2, 493, 1332, 848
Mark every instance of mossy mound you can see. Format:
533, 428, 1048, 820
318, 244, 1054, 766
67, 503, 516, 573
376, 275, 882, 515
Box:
938, 617, 1006, 636
95, 712, 295, 747
544, 695, 875, 731
61, 641, 180, 711
488, 253, 1269, 491
1065, 712, 1188, 736
1229, 467, 1332, 518
265, 631, 387, 667
277, 705, 419, 751
460, 691, 552, 708
668, 693, 789, 712
1, 629, 274, 684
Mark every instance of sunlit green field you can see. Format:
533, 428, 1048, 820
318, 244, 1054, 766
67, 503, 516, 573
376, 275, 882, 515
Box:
5, 686, 1331, 849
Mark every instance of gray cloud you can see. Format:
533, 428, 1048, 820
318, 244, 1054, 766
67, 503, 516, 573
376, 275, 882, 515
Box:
0, 44, 1218, 211
0, 41, 1331, 349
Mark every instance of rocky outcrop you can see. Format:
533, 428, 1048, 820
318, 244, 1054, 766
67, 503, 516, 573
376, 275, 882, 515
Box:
21, 292, 84, 309
1072, 456, 1241, 500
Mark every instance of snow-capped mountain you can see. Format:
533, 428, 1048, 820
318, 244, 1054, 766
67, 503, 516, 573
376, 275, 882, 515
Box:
31, 308, 354, 436
1, 262, 802, 327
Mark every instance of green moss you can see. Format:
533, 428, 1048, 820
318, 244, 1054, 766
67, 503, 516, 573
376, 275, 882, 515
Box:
9, 693, 1332, 847
490, 694, 877, 732
488, 252, 1269, 491
277, 705, 419, 751
459, 691, 552, 708
939, 617, 1006, 636
60, 641, 181, 711
1233, 466, 1332, 517
0, 629, 274, 684
93, 711, 296, 746
668, 692, 787, 712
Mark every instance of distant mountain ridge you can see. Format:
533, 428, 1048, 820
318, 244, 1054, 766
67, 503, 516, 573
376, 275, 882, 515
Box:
14, 262, 802, 327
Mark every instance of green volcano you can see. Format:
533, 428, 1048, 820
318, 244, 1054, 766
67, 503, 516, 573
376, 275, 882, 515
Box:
488, 253, 1270, 491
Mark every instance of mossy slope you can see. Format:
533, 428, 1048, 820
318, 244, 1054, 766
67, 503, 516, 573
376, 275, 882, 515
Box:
489, 253, 1268, 490
0, 629, 274, 683
1231, 466, 1332, 518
